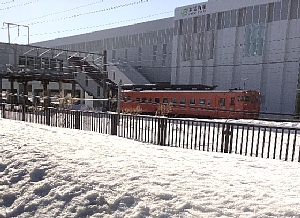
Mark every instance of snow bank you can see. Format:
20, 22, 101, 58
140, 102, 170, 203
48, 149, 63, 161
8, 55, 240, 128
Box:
1, 118, 300, 217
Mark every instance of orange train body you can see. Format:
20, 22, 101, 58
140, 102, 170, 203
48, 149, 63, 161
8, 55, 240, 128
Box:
120, 90, 261, 119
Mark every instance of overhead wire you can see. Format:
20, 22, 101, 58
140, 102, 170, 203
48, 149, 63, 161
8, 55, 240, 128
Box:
1, 0, 14, 5
26, 0, 149, 26
15, 0, 104, 24
0, 0, 39, 11
28, 11, 173, 36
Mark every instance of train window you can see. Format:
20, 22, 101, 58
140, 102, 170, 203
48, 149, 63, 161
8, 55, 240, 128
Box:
171, 98, 177, 104
141, 97, 147, 103
180, 98, 186, 104
230, 97, 235, 105
220, 98, 225, 106
207, 99, 211, 106
135, 97, 140, 102
199, 98, 205, 105
154, 98, 160, 104
190, 98, 195, 105
148, 98, 152, 103
239, 96, 250, 102
163, 98, 168, 104
127, 96, 131, 102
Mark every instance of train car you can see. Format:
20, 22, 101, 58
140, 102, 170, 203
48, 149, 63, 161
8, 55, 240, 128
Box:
120, 90, 260, 119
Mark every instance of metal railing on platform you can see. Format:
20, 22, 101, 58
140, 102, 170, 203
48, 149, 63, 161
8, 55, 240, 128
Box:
1, 103, 300, 162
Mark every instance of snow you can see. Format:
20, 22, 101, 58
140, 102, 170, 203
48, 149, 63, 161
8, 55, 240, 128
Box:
1, 118, 300, 218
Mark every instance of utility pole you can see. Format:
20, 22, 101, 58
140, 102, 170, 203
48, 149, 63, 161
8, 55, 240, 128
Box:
102, 50, 108, 111
3, 22, 30, 44
117, 79, 122, 117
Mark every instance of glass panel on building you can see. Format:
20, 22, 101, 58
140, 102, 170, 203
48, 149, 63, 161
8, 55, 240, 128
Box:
179, 19, 183, 35
217, 12, 222, 30
206, 14, 211, 31
162, 44, 167, 67
230, 10, 237, 27
290, 0, 299, 19
153, 44, 157, 64
246, 6, 253, 25
193, 17, 198, 33
259, 4, 267, 23
224, 10, 231, 28
187, 17, 193, 34
211, 13, 216, 30
273, 1, 281, 21
281, 0, 289, 20
267, 3, 274, 22
238, 8, 246, 27
253, 5, 259, 24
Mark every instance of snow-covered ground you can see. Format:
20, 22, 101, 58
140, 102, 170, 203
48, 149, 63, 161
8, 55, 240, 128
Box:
1, 118, 300, 218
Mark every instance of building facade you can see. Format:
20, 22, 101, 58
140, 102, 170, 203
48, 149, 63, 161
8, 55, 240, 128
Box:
27, 0, 300, 117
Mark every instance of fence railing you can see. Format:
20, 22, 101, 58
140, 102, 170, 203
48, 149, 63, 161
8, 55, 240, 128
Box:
1, 103, 300, 162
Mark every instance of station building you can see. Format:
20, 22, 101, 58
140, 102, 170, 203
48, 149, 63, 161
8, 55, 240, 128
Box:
6, 0, 300, 117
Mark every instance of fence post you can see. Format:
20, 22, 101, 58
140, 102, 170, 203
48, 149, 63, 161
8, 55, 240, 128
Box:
1, 104, 5, 118
158, 117, 167, 146
45, 107, 51, 126
75, 110, 81, 130
222, 123, 232, 153
111, 113, 118, 135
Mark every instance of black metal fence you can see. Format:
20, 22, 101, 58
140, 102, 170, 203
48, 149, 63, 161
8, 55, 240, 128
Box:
1, 103, 300, 162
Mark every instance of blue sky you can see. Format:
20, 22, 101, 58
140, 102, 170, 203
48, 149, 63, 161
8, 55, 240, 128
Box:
0, 0, 204, 44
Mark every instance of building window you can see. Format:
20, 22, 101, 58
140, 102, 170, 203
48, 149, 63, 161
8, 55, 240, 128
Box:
208, 30, 215, 59
238, 8, 246, 27
162, 44, 167, 67
138, 47, 142, 63
230, 10, 237, 27
217, 12, 224, 30
193, 17, 198, 33
124, 48, 128, 63
182, 34, 192, 61
244, 23, 266, 57
290, 0, 298, 19
281, 0, 289, 20
153, 44, 157, 64
97, 86, 101, 96
267, 3, 275, 22
196, 33, 204, 60
179, 19, 183, 35
112, 50, 116, 63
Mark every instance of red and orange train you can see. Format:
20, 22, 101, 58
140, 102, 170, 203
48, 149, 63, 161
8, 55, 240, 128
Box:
120, 89, 261, 119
